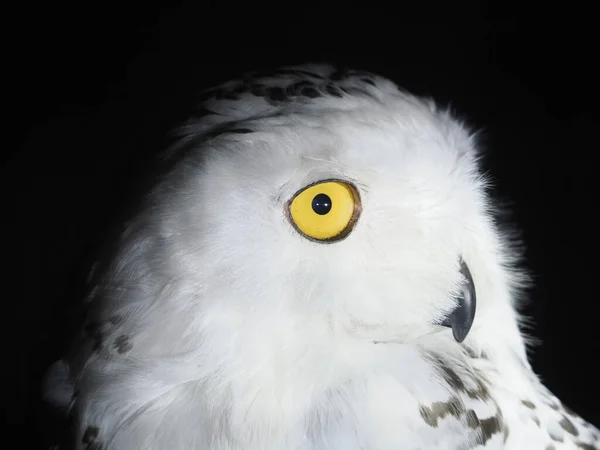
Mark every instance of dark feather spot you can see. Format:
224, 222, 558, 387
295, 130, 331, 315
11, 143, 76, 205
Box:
430, 356, 490, 400
230, 128, 254, 135
522, 400, 536, 409
419, 397, 464, 427
108, 315, 123, 325
114, 335, 133, 354
575, 443, 597, 450
330, 67, 349, 81
250, 84, 266, 97
204, 125, 253, 140
325, 84, 343, 98
273, 68, 325, 79
300, 87, 321, 98
475, 415, 503, 446
82, 426, 99, 443
266, 86, 286, 102
361, 77, 376, 86
286, 81, 316, 97
465, 409, 479, 428
222, 92, 240, 101
194, 107, 219, 118
82, 425, 103, 449
559, 416, 579, 436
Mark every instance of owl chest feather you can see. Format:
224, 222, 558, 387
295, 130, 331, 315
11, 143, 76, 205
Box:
74, 315, 599, 450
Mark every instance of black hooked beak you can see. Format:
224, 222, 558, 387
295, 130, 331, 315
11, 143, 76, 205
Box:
441, 259, 476, 343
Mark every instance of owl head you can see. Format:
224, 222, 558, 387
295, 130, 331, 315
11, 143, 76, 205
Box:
41, 65, 541, 450
84, 64, 528, 367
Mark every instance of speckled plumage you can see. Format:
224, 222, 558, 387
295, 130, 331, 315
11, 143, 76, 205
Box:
44, 64, 599, 450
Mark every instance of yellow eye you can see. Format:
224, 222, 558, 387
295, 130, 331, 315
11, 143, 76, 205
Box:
288, 180, 361, 242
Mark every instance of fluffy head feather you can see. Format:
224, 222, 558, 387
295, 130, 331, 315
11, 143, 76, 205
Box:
48, 64, 599, 450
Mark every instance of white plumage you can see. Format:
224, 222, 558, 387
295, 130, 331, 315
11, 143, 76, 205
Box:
45, 64, 599, 449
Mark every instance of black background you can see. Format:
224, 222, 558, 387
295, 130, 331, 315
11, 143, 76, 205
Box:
5, 1, 599, 448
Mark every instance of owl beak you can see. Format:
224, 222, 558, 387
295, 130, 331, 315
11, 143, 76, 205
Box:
440, 259, 476, 343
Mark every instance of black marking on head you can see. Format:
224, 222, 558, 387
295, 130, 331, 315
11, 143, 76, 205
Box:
222, 92, 240, 101
215, 88, 237, 101
168, 63, 394, 166
165, 121, 256, 162
250, 83, 266, 97
194, 107, 220, 118
296, 69, 326, 79
533, 416, 541, 426
261, 67, 327, 79
559, 416, 579, 436
325, 84, 343, 98
348, 69, 376, 78
301, 86, 321, 98
114, 335, 133, 354
203, 125, 255, 141
330, 67, 350, 81
287, 80, 325, 99
419, 397, 464, 427
230, 128, 254, 135
522, 400, 536, 409
266, 86, 286, 102
199, 64, 383, 114
361, 77, 376, 86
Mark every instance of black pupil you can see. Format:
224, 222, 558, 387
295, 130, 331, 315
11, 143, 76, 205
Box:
312, 193, 332, 215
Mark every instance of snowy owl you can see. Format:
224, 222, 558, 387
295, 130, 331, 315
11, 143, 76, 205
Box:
44, 64, 599, 450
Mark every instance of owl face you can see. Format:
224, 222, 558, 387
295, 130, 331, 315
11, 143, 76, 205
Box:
161, 98, 484, 344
